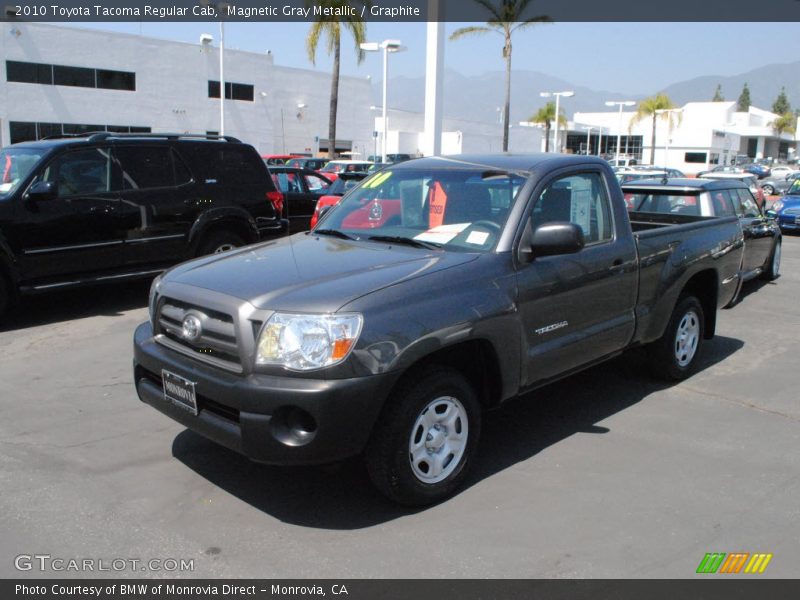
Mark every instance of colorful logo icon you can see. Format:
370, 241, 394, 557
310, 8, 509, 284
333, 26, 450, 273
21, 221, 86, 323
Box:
696, 553, 772, 574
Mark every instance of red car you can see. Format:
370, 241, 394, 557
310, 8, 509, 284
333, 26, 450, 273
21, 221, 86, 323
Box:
310, 171, 369, 228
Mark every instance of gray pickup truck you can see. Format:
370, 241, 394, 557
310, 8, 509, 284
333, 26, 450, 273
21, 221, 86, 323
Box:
133, 154, 744, 505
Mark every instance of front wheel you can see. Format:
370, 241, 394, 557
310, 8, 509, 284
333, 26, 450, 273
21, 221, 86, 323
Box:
762, 239, 781, 281
761, 184, 775, 196
365, 366, 481, 505
647, 295, 705, 381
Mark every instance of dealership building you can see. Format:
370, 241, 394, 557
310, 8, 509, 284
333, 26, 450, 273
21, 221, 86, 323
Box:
0, 22, 539, 157
566, 101, 798, 173
0, 22, 377, 156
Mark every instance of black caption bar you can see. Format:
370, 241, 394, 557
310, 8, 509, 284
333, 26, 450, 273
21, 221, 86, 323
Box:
6, 580, 800, 600
1, 0, 800, 22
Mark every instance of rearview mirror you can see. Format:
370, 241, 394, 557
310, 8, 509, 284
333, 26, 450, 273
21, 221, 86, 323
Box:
27, 181, 57, 201
531, 223, 585, 258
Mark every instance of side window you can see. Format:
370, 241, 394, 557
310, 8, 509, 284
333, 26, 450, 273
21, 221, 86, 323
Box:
532, 172, 613, 244
273, 173, 301, 193
115, 146, 173, 190
709, 189, 736, 217
43, 148, 112, 197
734, 188, 759, 218
304, 174, 330, 192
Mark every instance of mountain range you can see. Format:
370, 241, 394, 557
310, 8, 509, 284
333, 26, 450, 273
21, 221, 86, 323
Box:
375, 61, 800, 123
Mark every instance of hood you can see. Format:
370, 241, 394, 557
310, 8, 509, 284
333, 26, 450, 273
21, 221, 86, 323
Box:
165, 233, 479, 312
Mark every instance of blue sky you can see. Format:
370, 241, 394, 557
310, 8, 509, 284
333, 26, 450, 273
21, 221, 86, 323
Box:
61, 22, 800, 95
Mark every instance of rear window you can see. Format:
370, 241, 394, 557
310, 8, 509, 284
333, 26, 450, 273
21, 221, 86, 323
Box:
627, 191, 704, 216
178, 143, 267, 186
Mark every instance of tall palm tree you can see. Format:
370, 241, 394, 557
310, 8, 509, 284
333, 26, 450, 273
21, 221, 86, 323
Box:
629, 93, 679, 165
450, 1, 549, 152
528, 102, 566, 152
306, 1, 367, 159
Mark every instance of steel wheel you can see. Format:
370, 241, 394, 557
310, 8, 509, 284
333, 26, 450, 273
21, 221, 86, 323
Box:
213, 243, 237, 253
762, 184, 775, 196
674, 310, 700, 367
408, 396, 468, 484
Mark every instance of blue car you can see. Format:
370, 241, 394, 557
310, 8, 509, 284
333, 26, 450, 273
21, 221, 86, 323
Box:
766, 180, 800, 232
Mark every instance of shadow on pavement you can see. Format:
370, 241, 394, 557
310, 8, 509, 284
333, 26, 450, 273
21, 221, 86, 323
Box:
172, 335, 744, 529
0, 279, 151, 332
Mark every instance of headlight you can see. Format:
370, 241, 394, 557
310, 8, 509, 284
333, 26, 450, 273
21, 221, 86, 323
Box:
256, 312, 363, 371
772, 200, 784, 212
148, 274, 163, 321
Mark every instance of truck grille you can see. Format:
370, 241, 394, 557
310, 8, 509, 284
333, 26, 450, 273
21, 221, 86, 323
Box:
156, 298, 242, 373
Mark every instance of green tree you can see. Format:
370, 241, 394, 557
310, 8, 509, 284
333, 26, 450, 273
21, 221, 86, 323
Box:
629, 93, 680, 165
771, 112, 797, 136
712, 84, 724, 102
528, 101, 566, 152
772, 86, 791, 115
306, 1, 367, 159
737, 83, 751, 112
450, 1, 550, 152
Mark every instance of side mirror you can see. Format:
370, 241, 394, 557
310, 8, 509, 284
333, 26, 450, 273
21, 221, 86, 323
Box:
531, 222, 585, 258
27, 181, 57, 201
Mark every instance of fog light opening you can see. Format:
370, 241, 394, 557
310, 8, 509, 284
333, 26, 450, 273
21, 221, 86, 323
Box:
271, 406, 318, 447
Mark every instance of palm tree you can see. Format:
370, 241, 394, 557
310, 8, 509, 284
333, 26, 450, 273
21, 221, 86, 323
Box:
306, 1, 367, 159
771, 112, 797, 137
528, 102, 566, 152
629, 93, 680, 165
450, 1, 550, 152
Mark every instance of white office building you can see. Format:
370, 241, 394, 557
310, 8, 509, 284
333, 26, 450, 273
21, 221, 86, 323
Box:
0, 22, 376, 156
568, 101, 798, 174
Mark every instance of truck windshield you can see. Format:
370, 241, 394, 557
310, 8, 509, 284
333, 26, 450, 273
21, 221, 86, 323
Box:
0, 148, 46, 199
316, 168, 527, 252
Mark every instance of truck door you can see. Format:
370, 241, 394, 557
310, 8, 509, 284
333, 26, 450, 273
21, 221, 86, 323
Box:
516, 170, 638, 386
732, 188, 775, 273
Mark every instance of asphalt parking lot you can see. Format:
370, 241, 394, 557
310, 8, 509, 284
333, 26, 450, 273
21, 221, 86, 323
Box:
1, 236, 799, 579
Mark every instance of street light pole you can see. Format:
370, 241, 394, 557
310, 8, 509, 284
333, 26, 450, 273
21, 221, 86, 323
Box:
605, 100, 636, 164
540, 91, 574, 153
219, 21, 225, 136
361, 39, 405, 163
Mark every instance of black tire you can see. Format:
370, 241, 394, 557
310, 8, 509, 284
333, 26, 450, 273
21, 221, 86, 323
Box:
196, 230, 246, 257
365, 366, 481, 506
647, 295, 705, 381
761, 238, 781, 281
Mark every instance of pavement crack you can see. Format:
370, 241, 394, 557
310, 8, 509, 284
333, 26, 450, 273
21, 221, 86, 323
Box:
678, 385, 800, 423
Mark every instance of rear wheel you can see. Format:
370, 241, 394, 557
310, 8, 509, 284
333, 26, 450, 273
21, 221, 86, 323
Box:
761, 184, 775, 196
648, 295, 705, 381
196, 230, 246, 256
762, 238, 781, 281
365, 366, 481, 505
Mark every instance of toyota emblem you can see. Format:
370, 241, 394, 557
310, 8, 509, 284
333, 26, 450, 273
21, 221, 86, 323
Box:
182, 314, 203, 341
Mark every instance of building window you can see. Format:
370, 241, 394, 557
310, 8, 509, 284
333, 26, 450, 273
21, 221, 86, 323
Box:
6, 60, 135, 91
53, 65, 95, 88
208, 80, 254, 102
684, 152, 708, 164
6, 60, 53, 84
8, 121, 151, 144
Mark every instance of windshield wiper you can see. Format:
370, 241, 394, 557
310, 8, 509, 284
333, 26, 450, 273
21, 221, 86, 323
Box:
314, 229, 358, 241
367, 235, 442, 250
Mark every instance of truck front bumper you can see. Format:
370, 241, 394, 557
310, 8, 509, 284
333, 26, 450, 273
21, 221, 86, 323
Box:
133, 322, 396, 465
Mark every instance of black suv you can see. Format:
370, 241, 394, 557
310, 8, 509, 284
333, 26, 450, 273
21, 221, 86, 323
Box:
0, 133, 287, 318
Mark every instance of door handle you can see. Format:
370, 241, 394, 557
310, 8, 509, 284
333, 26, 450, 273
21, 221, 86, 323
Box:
610, 258, 626, 273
